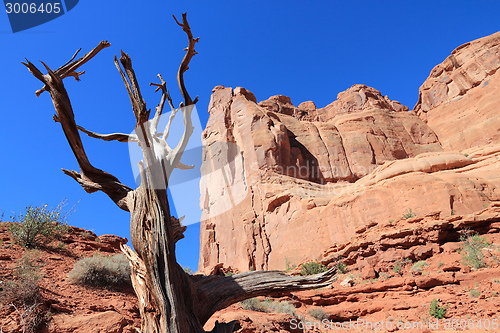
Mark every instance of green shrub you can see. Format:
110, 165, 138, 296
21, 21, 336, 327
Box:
183, 266, 194, 275
240, 298, 295, 315
9, 201, 71, 248
402, 208, 416, 219
68, 253, 131, 288
337, 262, 347, 274
469, 289, 480, 298
429, 299, 447, 319
392, 260, 403, 274
412, 260, 429, 272
460, 233, 491, 269
300, 261, 328, 276
308, 307, 329, 320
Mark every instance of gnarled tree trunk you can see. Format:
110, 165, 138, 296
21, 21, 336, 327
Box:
24, 13, 337, 333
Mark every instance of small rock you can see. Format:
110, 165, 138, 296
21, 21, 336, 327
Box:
51, 303, 72, 313
360, 266, 377, 280
340, 278, 354, 287
442, 263, 461, 272
441, 242, 462, 253
0, 254, 11, 260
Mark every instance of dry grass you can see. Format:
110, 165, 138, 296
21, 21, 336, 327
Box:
68, 252, 131, 288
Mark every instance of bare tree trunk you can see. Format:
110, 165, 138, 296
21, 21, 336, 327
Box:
23, 13, 337, 333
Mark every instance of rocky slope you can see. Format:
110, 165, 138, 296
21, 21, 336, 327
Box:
206, 204, 500, 332
0, 224, 140, 332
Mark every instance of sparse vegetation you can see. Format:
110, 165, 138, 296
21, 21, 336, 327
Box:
412, 260, 429, 272
437, 261, 444, 268
183, 266, 194, 275
463, 153, 469, 157
308, 307, 329, 320
68, 252, 131, 288
460, 232, 491, 269
9, 200, 71, 248
81, 231, 96, 240
337, 262, 347, 274
1, 251, 42, 306
0, 251, 45, 332
240, 298, 296, 315
429, 299, 448, 319
388, 219, 394, 225
402, 208, 416, 219
300, 261, 328, 276
285, 257, 297, 272
469, 289, 481, 298
392, 259, 405, 274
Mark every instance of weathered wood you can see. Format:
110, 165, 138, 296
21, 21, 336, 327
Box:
24, 13, 339, 333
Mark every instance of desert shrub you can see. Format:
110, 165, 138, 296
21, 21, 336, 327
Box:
240, 297, 266, 312
308, 307, 329, 320
9, 200, 71, 248
300, 261, 328, 276
68, 253, 131, 288
460, 233, 491, 269
183, 266, 194, 275
337, 262, 347, 274
1, 251, 42, 307
392, 259, 403, 274
429, 299, 447, 319
240, 298, 295, 315
402, 208, 416, 219
411, 260, 429, 272
469, 289, 481, 298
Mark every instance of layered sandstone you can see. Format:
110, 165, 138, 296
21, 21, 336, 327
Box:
199, 31, 500, 273
206, 205, 500, 332
415, 31, 500, 150
199, 85, 445, 272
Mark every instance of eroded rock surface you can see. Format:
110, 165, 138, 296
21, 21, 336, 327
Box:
415, 31, 500, 150
199, 31, 500, 274
199, 84, 447, 272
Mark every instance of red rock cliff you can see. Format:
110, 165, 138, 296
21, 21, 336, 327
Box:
199, 31, 500, 273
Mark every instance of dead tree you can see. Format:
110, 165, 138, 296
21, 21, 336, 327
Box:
23, 13, 337, 333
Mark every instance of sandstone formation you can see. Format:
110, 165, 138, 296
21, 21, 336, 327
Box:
415, 31, 500, 150
206, 205, 500, 332
199, 31, 500, 274
199, 84, 444, 272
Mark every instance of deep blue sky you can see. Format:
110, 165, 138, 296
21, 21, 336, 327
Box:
1, 1, 499, 271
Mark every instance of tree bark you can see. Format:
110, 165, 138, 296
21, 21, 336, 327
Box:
24, 13, 338, 333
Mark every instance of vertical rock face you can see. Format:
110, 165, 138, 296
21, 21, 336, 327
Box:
415, 31, 500, 150
199, 85, 443, 271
